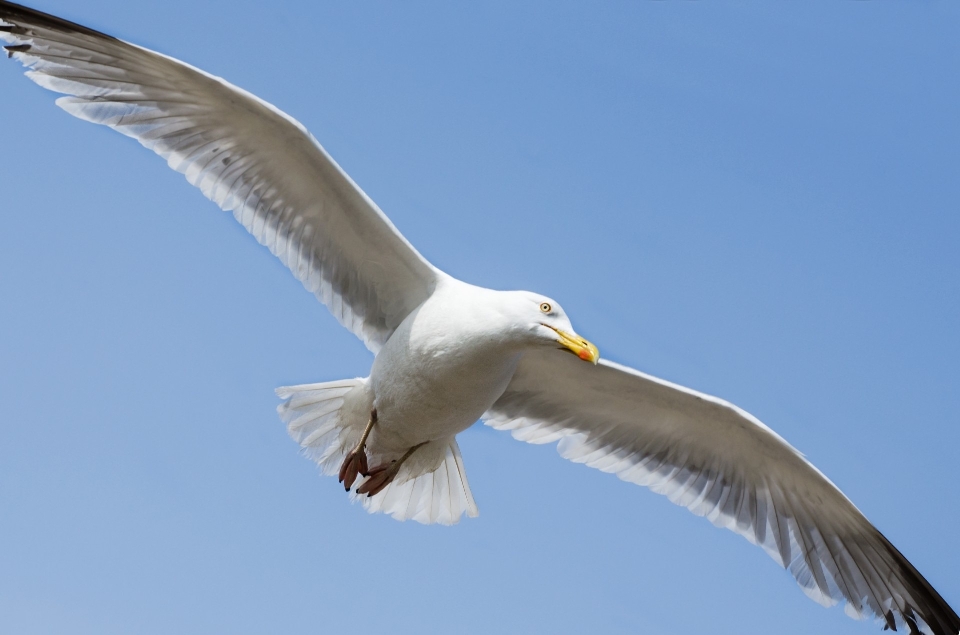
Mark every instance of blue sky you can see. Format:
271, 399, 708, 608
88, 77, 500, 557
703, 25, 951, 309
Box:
1, 1, 958, 634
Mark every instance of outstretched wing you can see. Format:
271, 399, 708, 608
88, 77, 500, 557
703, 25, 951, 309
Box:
0, 1, 440, 352
485, 351, 959, 635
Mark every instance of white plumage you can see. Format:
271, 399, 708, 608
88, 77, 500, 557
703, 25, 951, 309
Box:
1, 3, 956, 634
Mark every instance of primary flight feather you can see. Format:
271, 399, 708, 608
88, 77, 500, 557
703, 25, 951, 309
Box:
1, 2, 956, 634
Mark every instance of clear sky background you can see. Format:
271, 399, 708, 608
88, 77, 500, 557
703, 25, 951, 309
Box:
0, 2, 957, 634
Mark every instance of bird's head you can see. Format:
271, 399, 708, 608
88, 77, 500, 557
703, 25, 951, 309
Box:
503, 291, 600, 364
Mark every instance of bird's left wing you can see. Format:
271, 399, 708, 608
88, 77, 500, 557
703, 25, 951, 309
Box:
484, 350, 959, 635
0, 1, 440, 352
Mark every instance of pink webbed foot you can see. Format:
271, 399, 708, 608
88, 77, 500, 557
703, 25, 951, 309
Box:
355, 441, 427, 497
356, 461, 400, 497
338, 447, 369, 491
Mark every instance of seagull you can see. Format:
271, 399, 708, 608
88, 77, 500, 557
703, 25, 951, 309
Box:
1, 2, 956, 634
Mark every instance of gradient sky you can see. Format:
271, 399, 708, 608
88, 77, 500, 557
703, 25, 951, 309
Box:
1, 2, 958, 634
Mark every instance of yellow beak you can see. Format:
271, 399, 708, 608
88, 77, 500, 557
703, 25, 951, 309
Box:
544, 325, 600, 364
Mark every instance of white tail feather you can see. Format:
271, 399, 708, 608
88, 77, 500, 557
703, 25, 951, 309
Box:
277, 379, 479, 525
354, 438, 479, 525
277, 378, 368, 477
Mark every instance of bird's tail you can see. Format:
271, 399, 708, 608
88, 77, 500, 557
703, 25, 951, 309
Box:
277, 377, 371, 477
276, 378, 479, 525
357, 437, 479, 525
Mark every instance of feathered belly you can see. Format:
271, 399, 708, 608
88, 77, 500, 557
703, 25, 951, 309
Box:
369, 332, 520, 451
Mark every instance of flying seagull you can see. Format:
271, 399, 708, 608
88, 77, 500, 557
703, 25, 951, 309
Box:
1, 2, 956, 634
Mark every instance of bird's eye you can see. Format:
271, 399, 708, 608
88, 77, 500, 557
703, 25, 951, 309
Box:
539, 302, 552, 313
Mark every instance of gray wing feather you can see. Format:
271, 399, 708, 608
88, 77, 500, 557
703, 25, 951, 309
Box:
1, 1, 439, 351
486, 351, 959, 635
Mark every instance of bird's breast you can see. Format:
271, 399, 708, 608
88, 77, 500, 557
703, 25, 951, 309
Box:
369, 300, 521, 450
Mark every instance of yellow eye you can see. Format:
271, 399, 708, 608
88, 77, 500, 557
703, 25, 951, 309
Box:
539, 302, 552, 313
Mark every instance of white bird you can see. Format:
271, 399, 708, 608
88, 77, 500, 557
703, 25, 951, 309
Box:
1, 3, 956, 634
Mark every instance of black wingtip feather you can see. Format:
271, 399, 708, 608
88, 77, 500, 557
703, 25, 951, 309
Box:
3, 41, 28, 56
0, 0, 118, 41
905, 612, 921, 635
876, 528, 960, 635
884, 610, 897, 631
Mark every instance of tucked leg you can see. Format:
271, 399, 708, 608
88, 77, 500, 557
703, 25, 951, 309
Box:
338, 409, 377, 491
356, 442, 428, 497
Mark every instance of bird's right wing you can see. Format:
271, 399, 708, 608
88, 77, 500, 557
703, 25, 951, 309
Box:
0, 1, 440, 352
485, 350, 959, 635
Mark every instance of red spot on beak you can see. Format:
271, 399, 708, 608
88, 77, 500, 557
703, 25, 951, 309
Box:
578, 348, 593, 361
